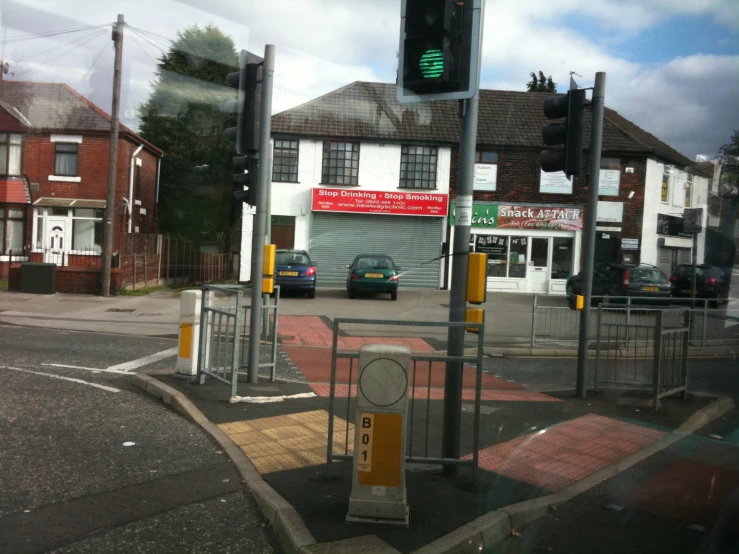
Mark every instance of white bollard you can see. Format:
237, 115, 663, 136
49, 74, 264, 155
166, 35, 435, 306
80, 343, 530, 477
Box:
346, 344, 410, 525
175, 290, 201, 376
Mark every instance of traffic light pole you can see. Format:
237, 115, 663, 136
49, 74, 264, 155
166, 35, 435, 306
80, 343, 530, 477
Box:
575, 72, 606, 398
247, 44, 275, 384
442, 92, 480, 477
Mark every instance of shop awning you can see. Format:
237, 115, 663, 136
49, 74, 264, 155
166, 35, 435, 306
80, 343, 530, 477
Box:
33, 198, 106, 209
0, 178, 31, 204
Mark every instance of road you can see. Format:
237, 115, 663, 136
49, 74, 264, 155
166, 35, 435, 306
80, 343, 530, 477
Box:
0, 324, 278, 554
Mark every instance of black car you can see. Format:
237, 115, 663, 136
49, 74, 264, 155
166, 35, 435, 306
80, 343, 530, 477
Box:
274, 249, 316, 298
345, 254, 400, 300
566, 263, 672, 304
669, 264, 730, 305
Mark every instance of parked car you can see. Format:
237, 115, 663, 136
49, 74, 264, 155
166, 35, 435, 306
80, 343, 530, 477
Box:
274, 249, 316, 298
346, 254, 400, 300
566, 263, 671, 304
669, 264, 730, 306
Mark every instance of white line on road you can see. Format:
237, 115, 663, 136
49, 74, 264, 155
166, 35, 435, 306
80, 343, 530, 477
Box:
41, 363, 131, 375
1, 366, 121, 393
105, 347, 178, 372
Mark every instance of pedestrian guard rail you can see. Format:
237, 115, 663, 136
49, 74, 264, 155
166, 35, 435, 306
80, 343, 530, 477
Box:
196, 284, 280, 400
327, 318, 485, 484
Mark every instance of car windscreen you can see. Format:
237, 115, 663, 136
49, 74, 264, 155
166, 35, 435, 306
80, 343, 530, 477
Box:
355, 257, 394, 270
275, 253, 311, 265
631, 269, 668, 283
675, 266, 721, 278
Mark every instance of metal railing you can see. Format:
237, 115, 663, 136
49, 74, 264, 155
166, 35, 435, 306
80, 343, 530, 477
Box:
326, 318, 485, 484
533, 294, 737, 346
594, 307, 689, 410
196, 284, 280, 400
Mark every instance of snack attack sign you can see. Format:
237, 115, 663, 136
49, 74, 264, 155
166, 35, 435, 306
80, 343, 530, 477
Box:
312, 188, 448, 217
450, 202, 583, 231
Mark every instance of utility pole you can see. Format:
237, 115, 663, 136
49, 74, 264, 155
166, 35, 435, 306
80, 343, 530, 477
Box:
575, 72, 606, 397
101, 14, 124, 297
247, 44, 275, 384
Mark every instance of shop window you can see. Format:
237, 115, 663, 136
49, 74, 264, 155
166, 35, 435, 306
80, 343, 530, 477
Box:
0, 207, 25, 254
322, 141, 359, 185
598, 157, 620, 196
661, 168, 670, 203
509, 237, 528, 278
685, 174, 693, 207
0, 133, 23, 176
273, 140, 299, 182
71, 208, 103, 252
55, 143, 78, 176
399, 145, 438, 189
551, 237, 574, 279
475, 235, 508, 277
474, 151, 498, 191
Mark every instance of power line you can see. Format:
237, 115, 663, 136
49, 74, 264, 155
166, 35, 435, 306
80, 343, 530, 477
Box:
127, 27, 159, 65
127, 25, 173, 46
126, 25, 168, 55
4, 24, 111, 45
13, 29, 108, 79
74, 38, 110, 90
12, 28, 107, 65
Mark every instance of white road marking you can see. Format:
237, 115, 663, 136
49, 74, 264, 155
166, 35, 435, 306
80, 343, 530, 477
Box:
105, 347, 178, 372
41, 363, 130, 375
1, 366, 120, 393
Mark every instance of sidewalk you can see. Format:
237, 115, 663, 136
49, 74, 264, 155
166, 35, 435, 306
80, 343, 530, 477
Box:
132, 349, 735, 553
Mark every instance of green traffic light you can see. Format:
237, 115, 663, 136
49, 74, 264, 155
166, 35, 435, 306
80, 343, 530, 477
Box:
419, 49, 444, 79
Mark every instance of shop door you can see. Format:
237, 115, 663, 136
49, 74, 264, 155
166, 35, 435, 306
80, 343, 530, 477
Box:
45, 219, 67, 266
271, 216, 295, 250
309, 212, 443, 288
528, 237, 550, 292
595, 233, 619, 264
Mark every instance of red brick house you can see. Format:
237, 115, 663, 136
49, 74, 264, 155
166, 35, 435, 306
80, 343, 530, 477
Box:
0, 81, 162, 281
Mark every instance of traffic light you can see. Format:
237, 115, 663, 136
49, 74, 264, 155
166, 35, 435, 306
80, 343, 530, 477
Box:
540, 89, 586, 176
224, 50, 260, 156
397, 0, 483, 103
232, 156, 258, 206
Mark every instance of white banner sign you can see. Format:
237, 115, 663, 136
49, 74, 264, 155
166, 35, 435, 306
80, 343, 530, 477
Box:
540, 171, 573, 194
597, 201, 624, 223
473, 163, 497, 191
598, 169, 620, 196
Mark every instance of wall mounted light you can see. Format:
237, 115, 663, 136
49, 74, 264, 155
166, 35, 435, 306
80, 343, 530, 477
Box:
627, 191, 635, 200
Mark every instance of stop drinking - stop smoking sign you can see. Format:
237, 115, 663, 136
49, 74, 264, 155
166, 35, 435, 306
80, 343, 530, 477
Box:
347, 344, 411, 525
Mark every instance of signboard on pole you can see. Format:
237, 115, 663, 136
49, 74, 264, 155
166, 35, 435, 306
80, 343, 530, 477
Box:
683, 208, 703, 234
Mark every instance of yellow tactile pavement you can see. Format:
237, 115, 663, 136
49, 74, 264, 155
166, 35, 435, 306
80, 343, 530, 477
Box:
218, 410, 355, 474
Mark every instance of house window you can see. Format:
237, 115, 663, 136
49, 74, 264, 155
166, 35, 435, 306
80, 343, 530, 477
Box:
661, 168, 670, 203
0, 207, 25, 255
322, 141, 359, 185
399, 145, 438, 189
685, 174, 693, 208
55, 143, 78, 176
71, 208, 103, 252
474, 151, 498, 191
0, 133, 23, 176
272, 140, 299, 182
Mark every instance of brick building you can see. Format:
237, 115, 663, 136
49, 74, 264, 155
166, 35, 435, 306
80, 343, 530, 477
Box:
0, 81, 163, 281
241, 81, 708, 293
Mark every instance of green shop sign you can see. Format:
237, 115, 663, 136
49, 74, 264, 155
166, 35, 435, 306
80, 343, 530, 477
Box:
449, 202, 583, 232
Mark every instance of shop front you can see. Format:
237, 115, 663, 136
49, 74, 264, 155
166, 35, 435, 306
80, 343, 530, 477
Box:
655, 213, 693, 274
449, 202, 583, 294
308, 188, 448, 289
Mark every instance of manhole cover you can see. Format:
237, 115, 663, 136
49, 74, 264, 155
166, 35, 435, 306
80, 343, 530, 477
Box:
106, 308, 135, 313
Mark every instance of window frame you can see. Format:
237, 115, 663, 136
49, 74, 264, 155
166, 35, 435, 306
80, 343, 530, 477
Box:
272, 139, 300, 183
473, 150, 498, 192
685, 173, 693, 208
321, 141, 360, 186
661, 168, 670, 203
54, 142, 79, 177
0, 133, 24, 177
399, 144, 438, 189
0, 205, 26, 255
70, 207, 104, 253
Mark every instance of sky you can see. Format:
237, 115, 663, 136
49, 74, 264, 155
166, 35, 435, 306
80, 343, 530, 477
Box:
3, 0, 739, 160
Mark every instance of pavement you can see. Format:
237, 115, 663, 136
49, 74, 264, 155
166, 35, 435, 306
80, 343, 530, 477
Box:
0, 324, 279, 553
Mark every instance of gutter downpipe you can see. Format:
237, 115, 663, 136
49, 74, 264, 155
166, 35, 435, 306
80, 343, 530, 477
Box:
128, 144, 144, 233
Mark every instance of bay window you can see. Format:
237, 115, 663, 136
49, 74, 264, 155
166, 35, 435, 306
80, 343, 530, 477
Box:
1, 207, 25, 255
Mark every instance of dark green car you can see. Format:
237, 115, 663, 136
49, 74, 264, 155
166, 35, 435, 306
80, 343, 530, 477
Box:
346, 254, 400, 300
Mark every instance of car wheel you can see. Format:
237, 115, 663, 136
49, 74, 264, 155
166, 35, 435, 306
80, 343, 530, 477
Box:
391, 291, 397, 301
307, 289, 316, 299
348, 289, 356, 299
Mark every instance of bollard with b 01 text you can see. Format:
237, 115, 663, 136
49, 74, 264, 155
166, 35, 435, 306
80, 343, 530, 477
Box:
346, 344, 411, 525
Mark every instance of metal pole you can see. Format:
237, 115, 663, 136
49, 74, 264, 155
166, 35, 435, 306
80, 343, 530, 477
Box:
247, 44, 274, 384
690, 232, 698, 330
575, 72, 606, 398
262, 153, 273, 337
101, 14, 124, 297
442, 93, 479, 477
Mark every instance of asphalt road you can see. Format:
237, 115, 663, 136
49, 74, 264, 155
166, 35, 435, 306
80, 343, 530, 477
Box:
0, 324, 279, 554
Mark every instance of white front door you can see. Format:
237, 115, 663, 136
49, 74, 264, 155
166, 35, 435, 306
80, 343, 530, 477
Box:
528, 237, 550, 292
45, 218, 67, 265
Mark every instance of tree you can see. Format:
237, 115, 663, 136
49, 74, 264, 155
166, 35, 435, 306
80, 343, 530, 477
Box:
719, 128, 739, 157
526, 70, 557, 93
138, 25, 239, 249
